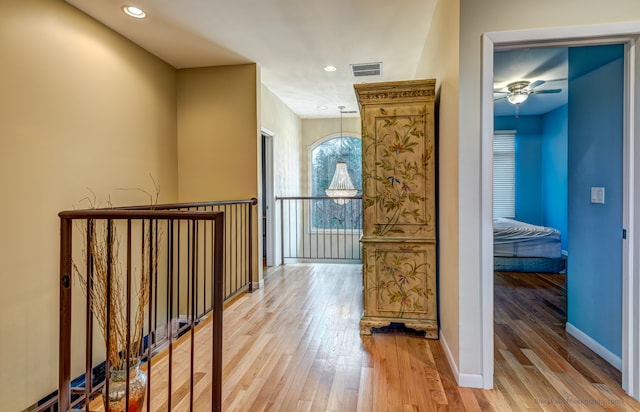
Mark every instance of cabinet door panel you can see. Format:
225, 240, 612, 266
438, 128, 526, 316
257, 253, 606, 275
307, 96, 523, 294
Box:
363, 243, 436, 319
362, 104, 435, 239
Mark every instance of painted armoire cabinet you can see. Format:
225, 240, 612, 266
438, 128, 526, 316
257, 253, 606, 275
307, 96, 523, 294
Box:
355, 79, 438, 339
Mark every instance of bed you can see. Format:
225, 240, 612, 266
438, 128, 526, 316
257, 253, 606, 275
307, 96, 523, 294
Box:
493, 217, 566, 273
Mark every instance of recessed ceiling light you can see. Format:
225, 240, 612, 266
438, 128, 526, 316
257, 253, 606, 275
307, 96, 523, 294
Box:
323, 65, 337, 72
122, 5, 147, 19
318, 105, 328, 110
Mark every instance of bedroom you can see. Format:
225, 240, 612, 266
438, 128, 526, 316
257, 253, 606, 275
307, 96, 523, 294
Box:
493, 43, 625, 375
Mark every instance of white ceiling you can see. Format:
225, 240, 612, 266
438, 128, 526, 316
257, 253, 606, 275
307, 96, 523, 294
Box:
65, 0, 438, 118
64, 1, 570, 119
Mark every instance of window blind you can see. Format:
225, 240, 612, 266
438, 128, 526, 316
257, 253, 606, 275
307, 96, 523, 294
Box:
493, 131, 515, 218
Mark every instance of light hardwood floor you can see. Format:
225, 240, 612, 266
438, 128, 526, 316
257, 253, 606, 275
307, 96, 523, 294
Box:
90, 263, 640, 411
489, 270, 640, 412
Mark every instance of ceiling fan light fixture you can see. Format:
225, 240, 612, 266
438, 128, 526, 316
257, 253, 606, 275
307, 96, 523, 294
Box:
507, 92, 529, 105
503, 80, 531, 105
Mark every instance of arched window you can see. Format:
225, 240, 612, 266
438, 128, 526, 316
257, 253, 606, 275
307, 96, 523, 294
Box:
310, 136, 362, 229
311, 136, 362, 197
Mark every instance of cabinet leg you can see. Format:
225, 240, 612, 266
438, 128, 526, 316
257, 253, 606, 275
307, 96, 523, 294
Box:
359, 316, 438, 339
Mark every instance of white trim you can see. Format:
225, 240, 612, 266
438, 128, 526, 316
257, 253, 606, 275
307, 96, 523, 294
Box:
261, 129, 277, 267
623, 34, 640, 399
480, 32, 495, 391
634, 34, 640, 399
622, 38, 634, 395
307, 131, 362, 149
481, 21, 640, 399
440, 330, 484, 388
485, 22, 640, 48
566, 322, 622, 371
459, 374, 484, 389
261, 128, 275, 138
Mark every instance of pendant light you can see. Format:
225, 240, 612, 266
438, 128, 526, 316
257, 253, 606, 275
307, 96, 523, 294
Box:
325, 106, 358, 204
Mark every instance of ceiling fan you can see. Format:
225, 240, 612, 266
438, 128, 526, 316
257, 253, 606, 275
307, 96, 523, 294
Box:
494, 80, 562, 105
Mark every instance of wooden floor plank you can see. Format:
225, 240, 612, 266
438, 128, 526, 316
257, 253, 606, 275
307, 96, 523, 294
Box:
86, 265, 640, 411
497, 348, 546, 410
356, 366, 374, 412
492, 271, 639, 412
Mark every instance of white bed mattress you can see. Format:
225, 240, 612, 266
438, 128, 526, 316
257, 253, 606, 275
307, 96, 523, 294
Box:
493, 217, 562, 258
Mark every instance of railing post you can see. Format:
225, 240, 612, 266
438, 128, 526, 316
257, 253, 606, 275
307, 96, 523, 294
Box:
249, 198, 257, 292
84, 219, 94, 408
212, 212, 225, 412
279, 198, 284, 265
190, 220, 197, 411
59, 217, 72, 412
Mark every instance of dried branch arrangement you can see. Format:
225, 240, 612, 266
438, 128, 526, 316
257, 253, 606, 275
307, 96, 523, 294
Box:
73, 184, 160, 370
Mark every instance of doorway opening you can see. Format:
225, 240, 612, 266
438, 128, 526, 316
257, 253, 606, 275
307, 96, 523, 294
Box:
481, 23, 640, 399
261, 130, 276, 269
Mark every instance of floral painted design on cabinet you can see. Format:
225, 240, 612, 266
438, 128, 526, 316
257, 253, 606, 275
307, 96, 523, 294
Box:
363, 244, 436, 319
356, 79, 438, 339
362, 110, 434, 238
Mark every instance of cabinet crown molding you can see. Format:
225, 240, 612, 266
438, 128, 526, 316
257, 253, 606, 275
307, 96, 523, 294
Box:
354, 79, 436, 105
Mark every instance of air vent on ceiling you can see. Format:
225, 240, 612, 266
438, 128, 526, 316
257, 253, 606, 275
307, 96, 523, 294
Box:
350, 62, 382, 77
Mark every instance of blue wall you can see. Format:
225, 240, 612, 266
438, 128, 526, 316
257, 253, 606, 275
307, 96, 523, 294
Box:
567, 45, 624, 358
541, 105, 568, 250
495, 114, 568, 230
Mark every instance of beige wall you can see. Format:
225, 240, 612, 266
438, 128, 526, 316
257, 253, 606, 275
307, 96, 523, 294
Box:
177, 64, 261, 283
458, 0, 640, 379
177, 64, 259, 201
415, 0, 461, 374
260, 84, 303, 267
261, 85, 303, 198
0, 0, 178, 409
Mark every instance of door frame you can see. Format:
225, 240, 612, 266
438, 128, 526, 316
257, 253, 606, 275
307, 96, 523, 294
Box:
480, 22, 640, 397
261, 129, 276, 268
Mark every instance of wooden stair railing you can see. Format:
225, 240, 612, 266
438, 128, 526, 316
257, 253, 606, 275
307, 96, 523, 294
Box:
50, 199, 257, 412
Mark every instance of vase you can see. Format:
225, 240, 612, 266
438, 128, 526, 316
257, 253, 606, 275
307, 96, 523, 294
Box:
103, 360, 147, 412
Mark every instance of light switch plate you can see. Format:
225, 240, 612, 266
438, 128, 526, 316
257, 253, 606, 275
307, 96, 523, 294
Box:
591, 187, 605, 204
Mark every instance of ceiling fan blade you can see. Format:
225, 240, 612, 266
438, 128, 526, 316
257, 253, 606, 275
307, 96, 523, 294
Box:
528, 80, 545, 90
494, 95, 507, 102
533, 89, 562, 94
544, 77, 568, 83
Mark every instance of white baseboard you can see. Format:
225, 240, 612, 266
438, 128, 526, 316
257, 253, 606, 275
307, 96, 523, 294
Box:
458, 373, 485, 388
439, 330, 484, 389
566, 322, 622, 371
251, 279, 264, 290
439, 331, 459, 380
